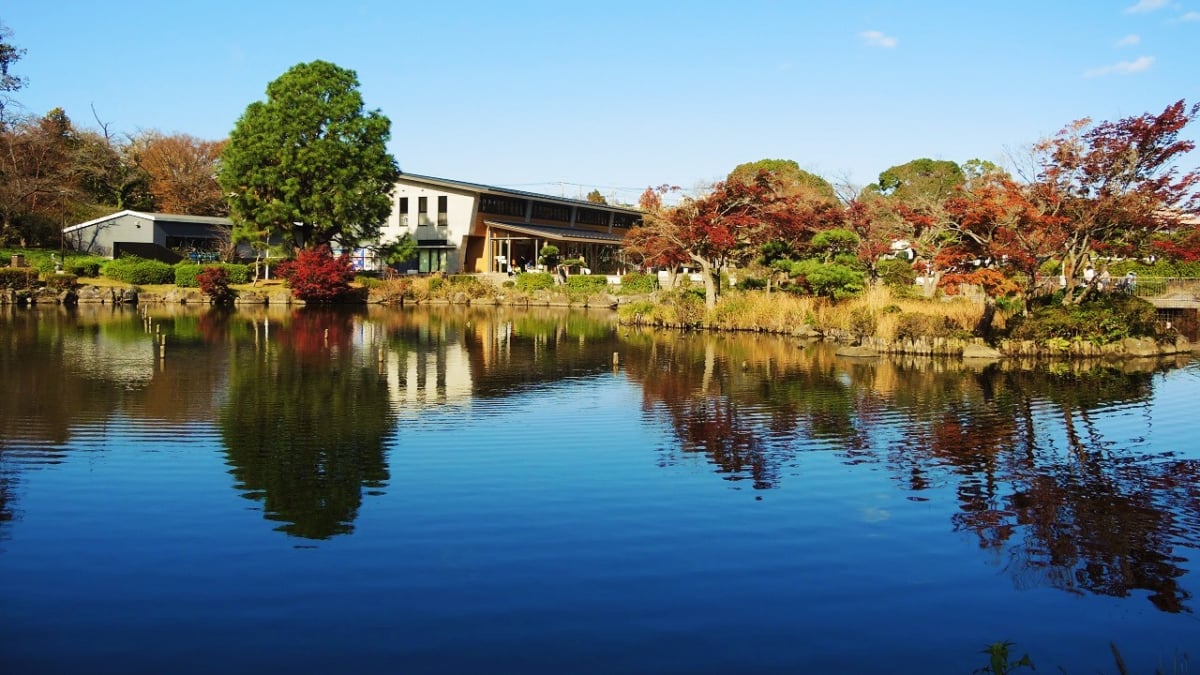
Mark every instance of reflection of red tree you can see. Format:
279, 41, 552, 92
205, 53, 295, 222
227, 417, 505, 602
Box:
277, 309, 355, 363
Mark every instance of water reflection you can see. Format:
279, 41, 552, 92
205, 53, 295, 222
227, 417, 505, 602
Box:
217, 308, 393, 539
1, 304, 1198, 613
622, 331, 1200, 612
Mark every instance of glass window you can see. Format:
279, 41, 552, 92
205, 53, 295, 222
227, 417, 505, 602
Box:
418, 197, 430, 226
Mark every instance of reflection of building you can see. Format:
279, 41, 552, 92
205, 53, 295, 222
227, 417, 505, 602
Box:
63, 210, 231, 260
378, 174, 643, 274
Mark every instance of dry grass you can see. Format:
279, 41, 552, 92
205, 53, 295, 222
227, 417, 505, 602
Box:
711, 286, 989, 339
711, 290, 820, 331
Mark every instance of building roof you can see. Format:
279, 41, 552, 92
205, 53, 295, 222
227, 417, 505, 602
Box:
399, 173, 642, 215
63, 210, 232, 234
484, 220, 626, 244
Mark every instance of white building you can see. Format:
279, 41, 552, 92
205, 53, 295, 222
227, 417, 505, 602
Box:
379, 174, 643, 274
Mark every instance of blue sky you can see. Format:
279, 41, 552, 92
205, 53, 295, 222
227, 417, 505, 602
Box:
4, 1, 1197, 204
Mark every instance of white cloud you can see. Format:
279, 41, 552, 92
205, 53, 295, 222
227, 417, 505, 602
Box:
1084, 55, 1156, 77
1115, 33, 1141, 46
859, 30, 898, 48
1180, 10, 1200, 20
1125, 0, 1169, 12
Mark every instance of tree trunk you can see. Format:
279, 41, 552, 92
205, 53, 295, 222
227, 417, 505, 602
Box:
974, 297, 996, 339
700, 261, 719, 311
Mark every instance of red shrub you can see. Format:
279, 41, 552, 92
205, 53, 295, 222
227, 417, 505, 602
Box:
197, 266, 236, 305
277, 245, 356, 303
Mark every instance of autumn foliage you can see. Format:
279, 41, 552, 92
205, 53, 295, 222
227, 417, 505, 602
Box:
276, 245, 356, 303
197, 266, 236, 305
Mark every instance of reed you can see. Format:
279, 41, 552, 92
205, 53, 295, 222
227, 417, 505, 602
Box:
707, 286, 989, 339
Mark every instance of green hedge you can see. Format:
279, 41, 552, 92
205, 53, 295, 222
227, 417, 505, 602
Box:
174, 263, 251, 287
0, 267, 38, 289
64, 256, 105, 277
619, 272, 658, 294
515, 272, 555, 292
103, 257, 176, 285
565, 275, 609, 293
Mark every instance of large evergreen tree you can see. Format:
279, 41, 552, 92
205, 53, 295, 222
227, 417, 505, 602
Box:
218, 60, 399, 251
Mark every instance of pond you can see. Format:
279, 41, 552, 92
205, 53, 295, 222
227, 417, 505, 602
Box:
1, 304, 1198, 673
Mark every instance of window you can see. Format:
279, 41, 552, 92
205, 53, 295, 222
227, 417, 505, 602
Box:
437, 196, 448, 227
613, 213, 639, 228
479, 194, 526, 217
399, 197, 409, 227
418, 197, 430, 226
418, 248, 449, 273
532, 202, 570, 222
577, 208, 609, 226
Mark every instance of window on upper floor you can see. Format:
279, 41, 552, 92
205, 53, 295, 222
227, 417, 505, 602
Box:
479, 194, 526, 218
437, 196, 448, 227
418, 196, 430, 226
576, 208, 609, 226
399, 197, 409, 227
613, 213, 639, 228
532, 202, 571, 222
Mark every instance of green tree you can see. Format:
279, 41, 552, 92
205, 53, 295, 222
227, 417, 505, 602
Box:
585, 188, 607, 204
874, 158, 965, 204
728, 158, 838, 204
218, 60, 399, 252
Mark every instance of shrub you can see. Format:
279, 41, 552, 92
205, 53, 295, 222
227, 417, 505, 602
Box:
0, 267, 38, 289
64, 256, 105, 277
355, 274, 383, 289
175, 263, 251, 287
1006, 293, 1159, 345
848, 307, 876, 340
538, 244, 560, 267
41, 272, 78, 291
893, 314, 962, 341
197, 266, 236, 305
789, 259, 866, 299
103, 257, 175, 285
736, 276, 768, 291
876, 258, 917, 290
619, 272, 658, 294
516, 272, 555, 292
444, 275, 493, 299
565, 275, 609, 293
276, 246, 356, 303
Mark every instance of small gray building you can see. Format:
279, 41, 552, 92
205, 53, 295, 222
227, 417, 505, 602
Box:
63, 210, 232, 261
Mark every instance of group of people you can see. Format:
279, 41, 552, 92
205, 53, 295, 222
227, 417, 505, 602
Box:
1077, 264, 1137, 293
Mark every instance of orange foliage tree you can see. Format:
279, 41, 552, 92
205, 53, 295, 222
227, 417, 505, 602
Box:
131, 131, 228, 216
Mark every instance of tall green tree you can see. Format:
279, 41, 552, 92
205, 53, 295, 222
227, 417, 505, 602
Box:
727, 158, 838, 204
218, 60, 399, 252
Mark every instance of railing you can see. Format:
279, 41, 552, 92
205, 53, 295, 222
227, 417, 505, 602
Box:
1128, 277, 1200, 299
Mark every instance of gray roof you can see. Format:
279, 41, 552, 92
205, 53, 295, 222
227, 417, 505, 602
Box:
484, 220, 625, 244
400, 173, 642, 215
63, 210, 232, 234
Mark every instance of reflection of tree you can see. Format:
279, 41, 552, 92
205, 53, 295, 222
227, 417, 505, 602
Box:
622, 332, 865, 488
886, 364, 1200, 613
624, 330, 1200, 613
219, 309, 393, 539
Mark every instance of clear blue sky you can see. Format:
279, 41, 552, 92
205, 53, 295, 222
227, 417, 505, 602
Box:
4, 1, 1197, 204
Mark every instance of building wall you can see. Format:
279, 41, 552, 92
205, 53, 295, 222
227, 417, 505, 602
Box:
66, 213, 155, 257
379, 180, 478, 273
379, 177, 641, 274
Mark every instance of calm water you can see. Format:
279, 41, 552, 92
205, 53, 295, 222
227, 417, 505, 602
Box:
1, 304, 1198, 674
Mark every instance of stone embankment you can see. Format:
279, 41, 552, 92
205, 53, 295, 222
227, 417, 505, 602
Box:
1, 285, 297, 307
832, 333, 1194, 359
